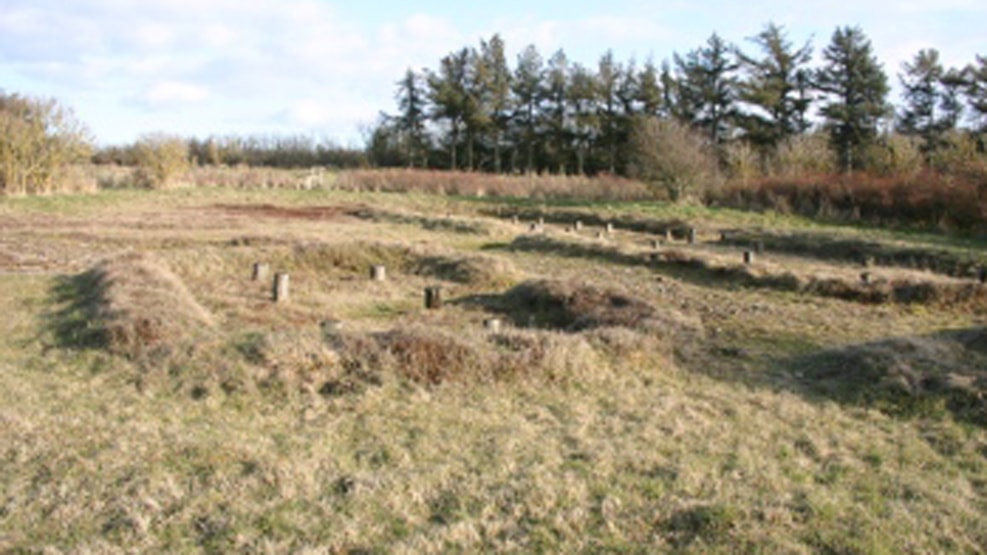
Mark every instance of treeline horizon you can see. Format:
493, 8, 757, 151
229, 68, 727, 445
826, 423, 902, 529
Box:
369, 22, 987, 179
93, 133, 368, 170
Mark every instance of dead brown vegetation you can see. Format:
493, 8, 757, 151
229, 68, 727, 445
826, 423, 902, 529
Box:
334, 168, 655, 201
713, 171, 987, 233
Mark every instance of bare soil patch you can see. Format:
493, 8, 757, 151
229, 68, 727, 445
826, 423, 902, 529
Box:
211, 203, 359, 221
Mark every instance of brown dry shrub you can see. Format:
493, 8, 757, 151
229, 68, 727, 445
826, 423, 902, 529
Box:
83, 252, 215, 358
131, 133, 191, 189
714, 171, 987, 232
628, 117, 720, 201
189, 165, 334, 190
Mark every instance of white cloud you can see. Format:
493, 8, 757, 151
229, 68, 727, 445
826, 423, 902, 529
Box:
284, 99, 336, 127
896, 0, 987, 13
131, 22, 176, 49
281, 95, 378, 129
202, 24, 238, 48
403, 13, 460, 42
142, 81, 210, 106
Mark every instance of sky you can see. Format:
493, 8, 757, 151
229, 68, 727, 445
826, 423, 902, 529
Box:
1, 0, 984, 146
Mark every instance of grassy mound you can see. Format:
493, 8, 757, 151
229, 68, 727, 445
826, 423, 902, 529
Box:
655, 247, 987, 308
508, 234, 987, 308
324, 325, 610, 388
54, 252, 215, 359
798, 328, 987, 424
412, 253, 520, 288
499, 279, 704, 338
720, 230, 987, 278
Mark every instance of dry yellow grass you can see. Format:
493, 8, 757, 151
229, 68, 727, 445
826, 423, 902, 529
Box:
1, 186, 986, 553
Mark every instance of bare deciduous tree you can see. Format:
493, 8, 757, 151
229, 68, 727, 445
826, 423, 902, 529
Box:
628, 116, 718, 200
0, 92, 92, 195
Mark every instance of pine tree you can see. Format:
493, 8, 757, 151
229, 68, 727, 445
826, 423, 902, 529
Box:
816, 26, 890, 172
463, 47, 492, 171
543, 49, 570, 173
736, 23, 813, 150
674, 33, 740, 147
568, 63, 599, 175
636, 59, 663, 117
659, 60, 679, 119
480, 35, 512, 173
394, 68, 429, 168
427, 49, 471, 170
513, 44, 544, 173
597, 51, 623, 173
966, 55, 987, 135
897, 48, 956, 160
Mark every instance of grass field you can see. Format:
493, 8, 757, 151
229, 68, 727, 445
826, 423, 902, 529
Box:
1, 186, 986, 553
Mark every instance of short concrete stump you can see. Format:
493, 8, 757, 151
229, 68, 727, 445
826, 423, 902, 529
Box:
272, 273, 290, 303
320, 319, 345, 337
424, 286, 443, 309
370, 264, 386, 282
252, 262, 270, 281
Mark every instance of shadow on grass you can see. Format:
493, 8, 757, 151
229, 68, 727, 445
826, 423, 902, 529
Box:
783, 327, 987, 427
497, 235, 987, 308
45, 269, 109, 351
721, 230, 986, 279
704, 326, 987, 428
